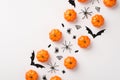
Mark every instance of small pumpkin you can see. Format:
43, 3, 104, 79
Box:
64, 56, 77, 69
49, 29, 62, 42
78, 0, 88, 3
64, 9, 77, 22
36, 49, 49, 62
103, 0, 116, 7
25, 69, 38, 80
91, 14, 104, 28
50, 75, 61, 80
78, 36, 90, 48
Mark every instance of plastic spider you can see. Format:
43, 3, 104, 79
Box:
61, 41, 72, 53
91, 0, 100, 4
48, 62, 59, 73
79, 7, 93, 19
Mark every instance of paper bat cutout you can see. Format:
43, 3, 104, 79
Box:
85, 26, 106, 38
30, 51, 45, 68
68, 0, 75, 7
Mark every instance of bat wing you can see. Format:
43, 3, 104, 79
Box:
68, 0, 75, 7
85, 26, 95, 38
30, 51, 35, 65
96, 29, 106, 36
34, 64, 45, 68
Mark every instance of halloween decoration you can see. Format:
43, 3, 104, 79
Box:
50, 76, 61, 80
48, 44, 51, 48
91, 0, 100, 4
75, 25, 81, 30
68, 0, 76, 7
95, 6, 101, 12
91, 14, 104, 28
62, 70, 66, 74
42, 75, 47, 80
36, 49, 49, 62
64, 56, 77, 69
64, 9, 77, 22
67, 28, 72, 34
62, 41, 72, 52
103, 0, 116, 7
54, 47, 59, 53
75, 50, 79, 53
73, 35, 76, 39
61, 23, 65, 27
78, 0, 88, 3
30, 51, 45, 68
48, 62, 59, 73
78, 35, 90, 48
49, 29, 62, 42
79, 7, 93, 19
86, 26, 106, 38
56, 55, 63, 60
25, 69, 38, 80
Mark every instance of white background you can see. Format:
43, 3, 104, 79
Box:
0, 0, 120, 80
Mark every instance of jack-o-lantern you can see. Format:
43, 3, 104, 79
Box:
36, 49, 49, 62
103, 0, 117, 7
64, 56, 77, 69
50, 75, 61, 80
78, 0, 88, 3
25, 69, 38, 80
78, 36, 91, 48
64, 9, 77, 22
91, 14, 104, 28
49, 29, 62, 42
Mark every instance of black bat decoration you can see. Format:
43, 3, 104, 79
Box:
85, 26, 106, 38
30, 51, 45, 68
68, 0, 75, 7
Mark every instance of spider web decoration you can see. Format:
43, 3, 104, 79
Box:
91, 0, 100, 4
61, 41, 72, 53
48, 62, 59, 73
79, 7, 93, 19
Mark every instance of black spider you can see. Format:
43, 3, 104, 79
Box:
79, 7, 93, 19
48, 62, 59, 73
91, 0, 100, 4
61, 41, 72, 53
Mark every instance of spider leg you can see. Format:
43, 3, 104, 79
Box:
82, 15, 86, 19
87, 12, 93, 16
48, 61, 52, 66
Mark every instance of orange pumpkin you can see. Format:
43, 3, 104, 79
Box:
64, 9, 77, 22
91, 14, 104, 28
64, 56, 77, 69
78, 0, 88, 3
78, 36, 90, 48
36, 49, 49, 62
103, 0, 116, 7
50, 75, 61, 80
25, 69, 38, 80
49, 29, 62, 42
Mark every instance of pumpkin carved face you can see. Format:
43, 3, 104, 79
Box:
50, 75, 61, 80
25, 70, 38, 80
64, 56, 77, 69
36, 49, 49, 62
78, 0, 87, 3
78, 36, 90, 48
103, 0, 116, 7
91, 14, 104, 28
49, 29, 62, 42
64, 9, 77, 22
